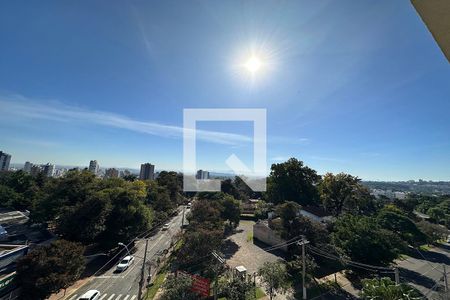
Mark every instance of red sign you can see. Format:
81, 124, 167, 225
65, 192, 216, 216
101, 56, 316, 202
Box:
177, 271, 210, 297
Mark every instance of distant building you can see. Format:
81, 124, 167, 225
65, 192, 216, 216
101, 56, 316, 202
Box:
196, 169, 210, 180
42, 163, 55, 177
23, 161, 32, 173
139, 163, 155, 180
89, 160, 99, 174
0, 151, 11, 171
30, 165, 43, 177
54, 168, 67, 178
0, 243, 29, 299
299, 206, 333, 223
105, 168, 119, 178
120, 169, 131, 177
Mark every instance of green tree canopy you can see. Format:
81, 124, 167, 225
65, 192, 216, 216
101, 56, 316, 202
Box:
266, 158, 320, 205
258, 261, 290, 300
332, 215, 406, 266
98, 187, 153, 249
377, 208, 426, 246
220, 194, 241, 228
360, 277, 422, 300
319, 172, 375, 216
160, 274, 197, 300
16, 240, 85, 300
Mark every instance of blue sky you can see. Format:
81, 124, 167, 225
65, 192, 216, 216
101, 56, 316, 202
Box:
0, 1, 449, 180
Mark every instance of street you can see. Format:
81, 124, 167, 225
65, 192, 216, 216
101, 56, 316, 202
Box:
62, 208, 187, 300
396, 244, 450, 299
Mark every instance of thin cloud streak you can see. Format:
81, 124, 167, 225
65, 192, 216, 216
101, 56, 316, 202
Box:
0, 96, 253, 146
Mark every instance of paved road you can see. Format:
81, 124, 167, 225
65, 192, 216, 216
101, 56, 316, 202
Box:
396, 243, 450, 299
63, 207, 188, 300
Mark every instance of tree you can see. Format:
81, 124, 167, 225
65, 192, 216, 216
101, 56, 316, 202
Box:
16, 240, 85, 300
188, 199, 223, 230
123, 174, 137, 182
57, 193, 112, 244
275, 201, 301, 229
220, 277, 256, 300
266, 158, 321, 205
377, 209, 426, 246
416, 220, 448, 244
33, 170, 98, 222
221, 179, 245, 200
360, 277, 422, 300
160, 274, 197, 300
332, 215, 406, 266
427, 207, 446, 224
319, 172, 375, 216
98, 187, 153, 249
220, 195, 241, 228
258, 261, 290, 300
157, 171, 183, 204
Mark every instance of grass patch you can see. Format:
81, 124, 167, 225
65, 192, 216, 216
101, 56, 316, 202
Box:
247, 232, 253, 242
255, 287, 265, 298
419, 244, 431, 251
145, 270, 168, 300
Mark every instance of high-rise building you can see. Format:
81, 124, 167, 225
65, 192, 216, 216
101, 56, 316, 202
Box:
196, 169, 210, 180
120, 169, 131, 177
42, 163, 55, 177
89, 160, 99, 174
30, 165, 43, 177
139, 163, 155, 180
105, 168, 119, 178
0, 151, 11, 171
23, 161, 32, 173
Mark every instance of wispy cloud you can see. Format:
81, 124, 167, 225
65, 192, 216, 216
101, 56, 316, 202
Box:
0, 95, 255, 146
1, 94, 309, 147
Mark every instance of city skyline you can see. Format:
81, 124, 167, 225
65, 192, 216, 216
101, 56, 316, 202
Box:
1, 1, 450, 181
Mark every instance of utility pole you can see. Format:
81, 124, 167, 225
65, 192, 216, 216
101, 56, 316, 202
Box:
444, 264, 448, 299
297, 239, 310, 300
138, 239, 149, 300
212, 251, 225, 300
394, 268, 399, 284
181, 205, 186, 227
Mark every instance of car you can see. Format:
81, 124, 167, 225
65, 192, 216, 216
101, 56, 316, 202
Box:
162, 223, 170, 231
116, 255, 134, 272
78, 290, 100, 300
187, 202, 192, 209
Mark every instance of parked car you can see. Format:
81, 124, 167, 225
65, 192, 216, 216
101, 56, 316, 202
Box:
116, 255, 134, 272
162, 223, 170, 231
78, 290, 100, 300
187, 202, 192, 209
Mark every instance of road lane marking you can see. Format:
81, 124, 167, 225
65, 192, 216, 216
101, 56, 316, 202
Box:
116, 295, 122, 300
107, 294, 115, 300
123, 296, 130, 300
99, 295, 107, 300
67, 294, 78, 300
130, 296, 136, 300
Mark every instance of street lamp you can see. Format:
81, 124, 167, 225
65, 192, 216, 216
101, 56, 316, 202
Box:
118, 242, 131, 256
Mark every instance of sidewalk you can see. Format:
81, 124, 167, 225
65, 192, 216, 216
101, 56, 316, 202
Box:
48, 277, 93, 300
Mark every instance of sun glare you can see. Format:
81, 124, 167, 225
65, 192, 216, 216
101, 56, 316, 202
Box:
244, 56, 262, 73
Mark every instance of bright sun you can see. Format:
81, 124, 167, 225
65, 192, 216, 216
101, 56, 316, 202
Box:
244, 56, 262, 73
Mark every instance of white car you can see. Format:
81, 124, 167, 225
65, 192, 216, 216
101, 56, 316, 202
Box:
78, 290, 100, 300
162, 223, 170, 231
116, 255, 134, 272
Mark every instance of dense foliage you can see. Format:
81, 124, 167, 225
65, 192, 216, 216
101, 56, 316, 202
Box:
16, 240, 85, 300
360, 277, 422, 300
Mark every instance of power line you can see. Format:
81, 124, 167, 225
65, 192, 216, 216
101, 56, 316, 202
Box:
307, 245, 395, 272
